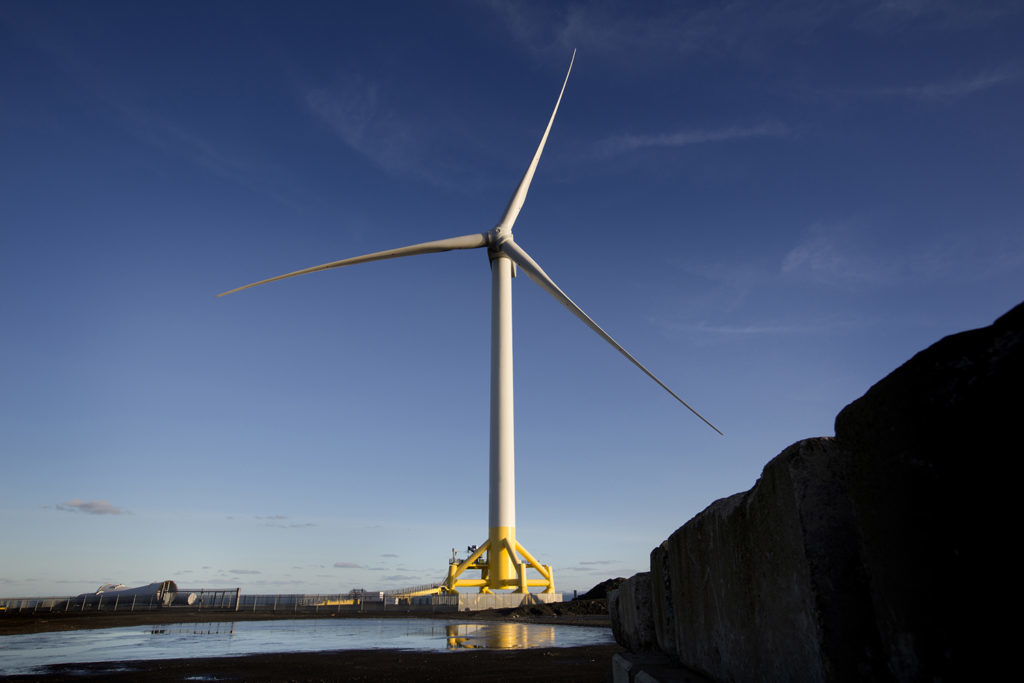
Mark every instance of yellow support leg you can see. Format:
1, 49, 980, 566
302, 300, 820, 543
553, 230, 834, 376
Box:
443, 531, 555, 595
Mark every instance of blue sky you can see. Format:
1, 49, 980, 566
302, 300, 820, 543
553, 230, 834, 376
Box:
2, 1, 1021, 597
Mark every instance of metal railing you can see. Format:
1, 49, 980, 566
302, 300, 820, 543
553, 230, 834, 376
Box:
232, 592, 459, 613
384, 582, 444, 597
179, 588, 241, 609
1, 593, 181, 613
1, 590, 460, 615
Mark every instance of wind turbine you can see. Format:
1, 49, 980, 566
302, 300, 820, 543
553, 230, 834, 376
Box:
219, 51, 720, 595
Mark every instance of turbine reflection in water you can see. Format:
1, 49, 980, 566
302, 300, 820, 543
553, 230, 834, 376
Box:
444, 623, 555, 650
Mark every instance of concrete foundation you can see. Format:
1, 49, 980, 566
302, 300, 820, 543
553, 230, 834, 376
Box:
455, 592, 562, 611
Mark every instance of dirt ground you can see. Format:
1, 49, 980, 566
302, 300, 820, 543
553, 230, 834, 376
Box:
5, 644, 624, 681
1, 601, 622, 681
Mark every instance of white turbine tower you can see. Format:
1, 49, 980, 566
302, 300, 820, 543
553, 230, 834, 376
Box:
219, 52, 721, 595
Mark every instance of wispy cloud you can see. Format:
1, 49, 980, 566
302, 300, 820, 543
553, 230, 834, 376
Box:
861, 0, 1021, 31
243, 578, 309, 586
862, 67, 1018, 102
121, 112, 272, 185
55, 499, 126, 515
657, 248, 871, 340
384, 574, 421, 583
302, 75, 485, 190
780, 218, 1024, 291
256, 514, 317, 528
570, 564, 625, 574
485, 1, 1007, 61
781, 223, 898, 288
334, 562, 362, 569
663, 258, 780, 317
482, 0, 774, 60
305, 76, 418, 176
228, 569, 261, 575
663, 320, 846, 337
595, 122, 788, 156
5, 16, 295, 197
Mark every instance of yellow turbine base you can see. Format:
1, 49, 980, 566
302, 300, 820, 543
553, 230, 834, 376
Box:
443, 527, 555, 594
488, 526, 516, 586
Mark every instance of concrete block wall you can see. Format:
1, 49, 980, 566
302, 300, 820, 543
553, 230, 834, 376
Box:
609, 301, 1023, 682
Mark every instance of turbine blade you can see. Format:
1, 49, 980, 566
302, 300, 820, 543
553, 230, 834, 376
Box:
497, 49, 575, 232
218, 232, 488, 297
500, 239, 722, 435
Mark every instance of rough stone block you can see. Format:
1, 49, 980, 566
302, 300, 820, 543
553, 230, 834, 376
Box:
609, 572, 656, 652
649, 542, 676, 657
829, 302, 1023, 679
659, 439, 856, 682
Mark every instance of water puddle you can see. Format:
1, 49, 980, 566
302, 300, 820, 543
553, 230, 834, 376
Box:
0, 618, 612, 675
